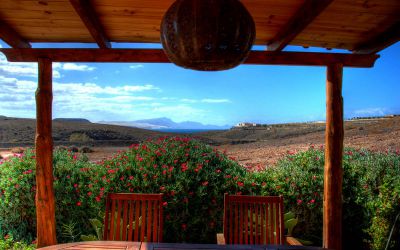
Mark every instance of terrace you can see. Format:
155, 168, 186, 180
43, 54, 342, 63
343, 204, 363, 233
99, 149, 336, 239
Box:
0, 0, 399, 249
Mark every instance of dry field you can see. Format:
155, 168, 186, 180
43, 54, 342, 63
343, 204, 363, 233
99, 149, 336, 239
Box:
1, 117, 399, 168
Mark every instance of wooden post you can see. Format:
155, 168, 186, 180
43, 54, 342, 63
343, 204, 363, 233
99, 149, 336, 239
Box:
323, 63, 344, 250
35, 58, 57, 247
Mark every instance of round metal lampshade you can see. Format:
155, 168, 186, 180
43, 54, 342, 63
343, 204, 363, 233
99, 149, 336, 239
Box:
160, 0, 256, 71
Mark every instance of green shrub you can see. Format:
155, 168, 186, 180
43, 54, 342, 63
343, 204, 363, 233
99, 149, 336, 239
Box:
0, 235, 35, 250
0, 137, 248, 244
250, 147, 400, 250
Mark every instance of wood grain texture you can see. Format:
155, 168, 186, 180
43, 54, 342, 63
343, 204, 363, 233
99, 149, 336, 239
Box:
267, 0, 333, 51
0, 49, 379, 68
323, 63, 344, 250
103, 193, 163, 242
69, 0, 111, 48
35, 58, 57, 248
0, 19, 31, 48
37, 241, 141, 250
354, 20, 400, 54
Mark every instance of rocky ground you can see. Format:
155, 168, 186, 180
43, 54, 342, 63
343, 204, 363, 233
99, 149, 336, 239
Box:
1, 117, 399, 169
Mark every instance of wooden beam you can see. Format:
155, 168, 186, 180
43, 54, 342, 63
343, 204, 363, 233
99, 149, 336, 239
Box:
354, 21, 400, 54
0, 19, 31, 48
267, 0, 333, 52
69, 0, 111, 48
36, 58, 57, 248
0, 49, 379, 68
323, 63, 344, 250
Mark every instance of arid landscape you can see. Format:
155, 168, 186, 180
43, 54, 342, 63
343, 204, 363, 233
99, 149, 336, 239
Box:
1, 115, 399, 168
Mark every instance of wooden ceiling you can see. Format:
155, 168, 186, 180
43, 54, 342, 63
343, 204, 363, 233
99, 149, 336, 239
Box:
0, 0, 399, 54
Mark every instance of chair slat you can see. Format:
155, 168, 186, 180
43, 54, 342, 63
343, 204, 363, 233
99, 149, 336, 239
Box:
128, 200, 134, 241
239, 202, 243, 244
115, 200, 122, 240
275, 202, 280, 244
147, 200, 153, 242
244, 202, 248, 244
140, 199, 146, 241
134, 200, 140, 241
122, 200, 128, 241
249, 203, 254, 244
110, 199, 116, 240
153, 200, 159, 242
255, 203, 259, 244
234, 202, 238, 244
279, 197, 285, 244
229, 201, 233, 244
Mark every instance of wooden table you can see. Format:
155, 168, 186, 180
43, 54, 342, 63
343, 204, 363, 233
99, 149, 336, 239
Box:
38, 241, 326, 250
38, 241, 141, 250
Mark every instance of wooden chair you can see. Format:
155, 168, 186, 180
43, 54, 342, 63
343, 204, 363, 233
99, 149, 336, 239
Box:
103, 193, 164, 242
217, 194, 302, 245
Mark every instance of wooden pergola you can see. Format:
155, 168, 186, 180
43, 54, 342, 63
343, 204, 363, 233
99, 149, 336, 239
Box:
0, 0, 399, 249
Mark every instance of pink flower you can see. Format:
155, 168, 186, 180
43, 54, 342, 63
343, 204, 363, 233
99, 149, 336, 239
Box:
237, 182, 244, 187
95, 196, 101, 202
87, 192, 92, 196
309, 199, 315, 204
76, 201, 82, 206
162, 201, 168, 207
297, 199, 303, 205
202, 181, 209, 186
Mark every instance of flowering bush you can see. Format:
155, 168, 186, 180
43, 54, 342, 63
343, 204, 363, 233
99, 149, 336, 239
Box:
0, 137, 248, 244
250, 147, 400, 249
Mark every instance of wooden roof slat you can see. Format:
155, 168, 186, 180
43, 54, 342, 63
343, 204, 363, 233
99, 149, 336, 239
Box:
69, 0, 111, 48
354, 21, 400, 54
267, 0, 334, 51
0, 19, 31, 48
0, 48, 379, 68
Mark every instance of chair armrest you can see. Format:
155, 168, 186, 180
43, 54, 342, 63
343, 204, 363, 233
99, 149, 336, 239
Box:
216, 233, 226, 245
286, 236, 303, 245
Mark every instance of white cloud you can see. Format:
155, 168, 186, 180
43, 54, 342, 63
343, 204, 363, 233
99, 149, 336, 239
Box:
353, 107, 387, 117
54, 63, 96, 71
201, 98, 231, 103
0, 53, 61, 78
129, 64, 144, 70
181, 98, 198, 103
180, 98, 231, 104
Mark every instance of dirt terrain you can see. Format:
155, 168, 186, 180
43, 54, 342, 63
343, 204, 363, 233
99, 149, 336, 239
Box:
1, 116, 399, 168
215, 117, 400, 167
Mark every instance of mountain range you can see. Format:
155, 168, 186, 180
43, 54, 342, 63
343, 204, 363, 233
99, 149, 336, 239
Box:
99, 117, 229, 130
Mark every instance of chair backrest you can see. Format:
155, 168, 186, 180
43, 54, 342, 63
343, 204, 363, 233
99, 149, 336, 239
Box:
223, 194, 285, 245
103, 193, 163, 242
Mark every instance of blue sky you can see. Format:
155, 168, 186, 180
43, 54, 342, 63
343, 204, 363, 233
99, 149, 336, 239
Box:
0, 40, 399, 126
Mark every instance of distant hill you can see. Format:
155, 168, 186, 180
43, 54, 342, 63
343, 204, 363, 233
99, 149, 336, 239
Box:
100, 117, 230, 130
0, 116, 173, 147
53, 118, 91, 123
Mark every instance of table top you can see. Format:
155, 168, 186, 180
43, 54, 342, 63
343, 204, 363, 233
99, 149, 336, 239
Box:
38, 241, 325, 250
38, 241, 141, 250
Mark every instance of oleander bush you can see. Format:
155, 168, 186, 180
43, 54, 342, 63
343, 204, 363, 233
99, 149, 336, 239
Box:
250, 147, 400, 249
0, 138, 399, 249
0, 137, 248, 244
